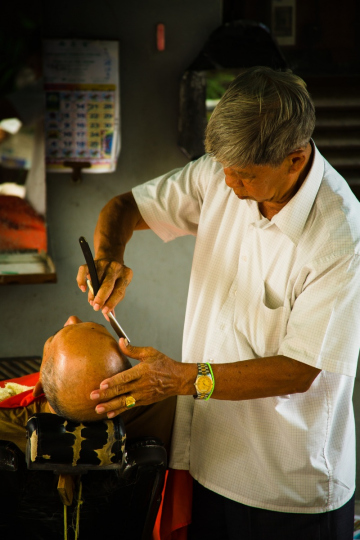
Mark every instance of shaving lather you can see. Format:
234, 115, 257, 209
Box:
79, 236, 130, 343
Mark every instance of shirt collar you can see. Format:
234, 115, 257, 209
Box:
261, 141, 324, 245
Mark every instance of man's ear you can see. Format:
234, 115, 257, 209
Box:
288, 151, 307, 173
33, 379, 44, 397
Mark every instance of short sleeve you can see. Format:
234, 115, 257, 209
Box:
132, 155, 213, 243
279, 253, 360, 376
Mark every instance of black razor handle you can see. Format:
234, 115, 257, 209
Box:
79, 236, 100, 295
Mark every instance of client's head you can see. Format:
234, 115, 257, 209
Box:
34, 315, 131, 422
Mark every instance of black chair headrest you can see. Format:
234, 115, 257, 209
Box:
26, 413, 126, 474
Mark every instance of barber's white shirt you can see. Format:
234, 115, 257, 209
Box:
132, 144, 360, 513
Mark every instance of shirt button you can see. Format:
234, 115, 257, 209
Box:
241, 255, 247, 262
220, 324, 225, 330
234, 290, 237, 296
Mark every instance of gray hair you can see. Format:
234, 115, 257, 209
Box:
205, 66, 315, 168
40, 355, 73, 419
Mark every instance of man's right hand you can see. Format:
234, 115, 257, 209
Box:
76, 258, 133, 317
76, 191, 148, 317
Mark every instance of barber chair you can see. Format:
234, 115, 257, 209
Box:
0, 413, 167, 540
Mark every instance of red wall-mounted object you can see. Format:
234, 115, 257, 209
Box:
156, 23, 165, 51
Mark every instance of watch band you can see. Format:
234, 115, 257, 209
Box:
194, 362, 215, 400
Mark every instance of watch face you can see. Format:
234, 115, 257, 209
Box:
196, 375, 213, 394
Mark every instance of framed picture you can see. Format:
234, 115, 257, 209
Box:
271, 0, 296, 46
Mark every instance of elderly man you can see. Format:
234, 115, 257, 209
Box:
0, 316, 176, 454
77, 67, 360, 539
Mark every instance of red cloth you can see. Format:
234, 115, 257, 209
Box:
153, 469, 193, 540
0, 195, 47, 252
0, 372, 42, 408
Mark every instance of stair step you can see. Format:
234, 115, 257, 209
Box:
336, 169, 360, 184
313, 98, 360, 109
321, 146, 360, 158
304, 76, 360, 191
313, 127, 360, 138
306, 76, 360, 97
314, 134, 360, 147
349, 187, 360, 204
314, 115, 360, 128
323, 157, 360, 168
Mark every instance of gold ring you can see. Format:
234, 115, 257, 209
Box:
125, 395, 136, 408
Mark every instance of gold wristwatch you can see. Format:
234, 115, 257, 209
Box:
194, 363, 214, 400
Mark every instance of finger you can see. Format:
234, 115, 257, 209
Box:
95, 394, 138, 418
92, 265, 122, 311
101, 276, 130, 314
76, 264, 89, 292
119, 339, 157, 362
101, 310, 111, 322
95, 397, 124, 417
102, 309, 117, 323
96, 266, 133, 313
90, 366, 140, 399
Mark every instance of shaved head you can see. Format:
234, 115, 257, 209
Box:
40, 316, 131, 422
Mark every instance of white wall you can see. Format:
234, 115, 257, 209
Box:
0, 0, 221, 361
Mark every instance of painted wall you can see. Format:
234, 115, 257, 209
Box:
1, 0, 360, 502
0, 0, 221, 360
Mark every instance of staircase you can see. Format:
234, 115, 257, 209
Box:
307, 76, 360, 199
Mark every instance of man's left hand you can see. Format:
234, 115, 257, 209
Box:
90, 339, 195, 418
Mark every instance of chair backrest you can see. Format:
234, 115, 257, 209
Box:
0, 413, 167, 540
26, 412, 126, 473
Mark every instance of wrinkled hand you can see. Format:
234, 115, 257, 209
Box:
90, 339, 192, 418
76, 258, 133, 317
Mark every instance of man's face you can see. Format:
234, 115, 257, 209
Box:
223, 159, 295, 206
222, 146, 313, 218
40, 315, 130, 421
